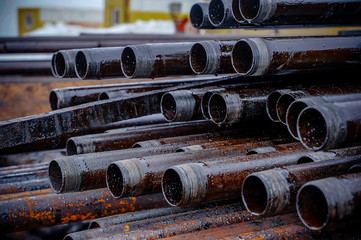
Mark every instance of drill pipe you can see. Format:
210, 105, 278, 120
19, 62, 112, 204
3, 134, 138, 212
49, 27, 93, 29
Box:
189, 2, 216, 29
276, 87, 361, 125
0, 162, 48, 173
190, 40, 236, 74
242, 154, 361, 216
0, 190, 166, 233
208, 88, 272, 125
164, 213, 299, 239
0, 169, 48, 184
0, 188, 54, 201
297, 100, 361, 151
120, 42, 194, 78
50, 53, 58, 77
0, 149, 65, 167
0, 75, 234, 154
54, 49, 78, 78
231, 36, 361, 76
75, 47, 124, 79
239, 0, 361, 25
162, 147, 315, 207
66, 120, 223, 155
106, 141, 298, 198
161, 88, 216, 122
208, 0, 245, 28
92, 209, 260, 240
286, 93, 361, 139
0, 178, 50, 195
49, 144, 183, 193
201, 88, 226, 119
266, 89, 293, 122
296, 172, 361, 230
65, 202, 243, 240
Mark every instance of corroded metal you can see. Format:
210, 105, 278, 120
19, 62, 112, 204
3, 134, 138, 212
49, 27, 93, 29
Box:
54, 49, 78, 78
0, 178, 50, 195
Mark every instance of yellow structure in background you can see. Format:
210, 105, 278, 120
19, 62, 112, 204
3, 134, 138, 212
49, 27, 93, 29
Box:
18, 8, 44, 36
104, 0, 130, 27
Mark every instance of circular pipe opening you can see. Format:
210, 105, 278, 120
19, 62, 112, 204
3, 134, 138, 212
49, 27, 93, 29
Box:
66, 139, 78, 156
106, 163, 124, 198
89, 222, 101, 229
297, 156, 316, 164
98, 92, 110, 100
232, 0, 244, 22
240, 0, 260, 20
190, 4, 204, 28
75, 51, 87, 79
232, 40, 253, 74
209, 0, 225, 26
162, 169, 183, 206
49, 91, 59, 110
297, 185, 328, 230
276, 94, 296, 124
242, 175, 267, 214
48, 161, 63, 193
266, 91, 283, 122
201, 92, 214, 119
132, 143, 142, 148
209, 94, 227, 124
297, 108, 327, 150
161, 93, 177, 122
51, 54, 58, 77
121, 47, 136, 78
55, 52, 66, 77
190, 43, 207, 74
286, 101, 308, 139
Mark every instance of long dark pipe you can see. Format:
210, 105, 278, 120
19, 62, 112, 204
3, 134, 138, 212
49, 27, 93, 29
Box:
190, 41, 236, 74
75, 47, 124, 79
239, 0, 361, 25
208, 0, 245, 27
231, 36, 361, 76
189, 2, 216, 29
297, 100, 361, 150
120, 42, 194, 78
296, 172, 361, 230
242, 153, 361, 216
0, 178, 50, 195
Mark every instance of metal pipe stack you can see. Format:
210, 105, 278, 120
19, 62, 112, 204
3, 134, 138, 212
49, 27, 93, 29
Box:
1, 1, 361, 240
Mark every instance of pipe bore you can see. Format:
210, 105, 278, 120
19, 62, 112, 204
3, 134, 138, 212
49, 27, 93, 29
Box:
48, 161, 63, 193
106, 163, 124, 198
209, 0, 226, 26
242, 175, 267, 214
75, 51, 88, 79
208, 93, 228, 124
240, 0, 261, 21
55, 52, 66, 77
49, 90, 60, 110
162, 169, 183, 206
190, 43, 208, 74
232, 40, 253, 74
286, 101, 308, 139
66, 139, 78, 156
276, 94, 298, 124
51, 53, 58, 77
161, 93, 177, 122
231, 0, 245, 22
98, 92, 110, 100
190, 4, 205, 28
121, 47, 136, 78
201, 92, 214, 119
266, 90, 291, 122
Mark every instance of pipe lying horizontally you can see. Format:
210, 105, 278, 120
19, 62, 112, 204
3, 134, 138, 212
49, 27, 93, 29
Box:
208, 88, 273, 125
208, 0, 245, 27
75, 47, 124, 79
162, 146, 310, 206
239, 0, 361, 25
266, 89, 293, 122
120, 42, 194, 78
65, 202, 242, 240
231, 36, 361, 76
189, 2, 216, 29
0, 190, 166, 233
276, 87, 361, 125
286, 93, 361, 139
66, 120, 225, 155
0, 178, 50, 195
0, 168, 48, 184
242, 153, 361, 217
0, 188, 54, 202
53, 49, 79, 78
297, 100, 361, 151
106, 141, 297, 198
48, 144, 183, 193
297, 172, 361, 231
0, 149, 65, 167
190, 41, 236, 74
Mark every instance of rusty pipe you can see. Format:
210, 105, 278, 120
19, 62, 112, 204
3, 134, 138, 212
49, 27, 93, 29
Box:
286, 93, 361, 139
190, 41, 236, 74
75, 47, 124, 79
0, 178, 50, 195
297, 100, 361, 151
266, 89, 293, 122
49, 144, 182, 193
120, 42, 194, 78
208, 0, 245, 27
0, 169, 48, 184
242, 154, 361, 216
189, 2, 216, 29
201, 88, 226, 120
297, 172, 361, 230
231, 36, 361, 76
239, 0, 361, 25
54, 49, 78, 78
0, 190, 166, 233
0, 188, 54, 201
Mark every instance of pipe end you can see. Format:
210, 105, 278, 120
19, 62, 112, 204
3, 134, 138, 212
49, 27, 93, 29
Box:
208, 0, 226, 26
161, 91, 196, 122
49, 158, 82, 193
209, 92, 242, 125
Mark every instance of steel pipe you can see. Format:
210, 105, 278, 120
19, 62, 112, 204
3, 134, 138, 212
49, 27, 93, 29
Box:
189, 2, 216, 29
54, 49, 78, 78
208, 0, 245, 27
0, 178, 50, 195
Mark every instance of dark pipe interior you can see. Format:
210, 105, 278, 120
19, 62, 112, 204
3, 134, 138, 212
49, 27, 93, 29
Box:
232, 0, 244, 21
161, 93, 177, 121
48, 161, 63, 192
88, 222, 101, 229
162, 169, 183, 206
297, 185, 328, 229
55, 52, 66, 77
190, 43, 207, 74
75, 51, 87, 79
121, 47, 136, 77
209, 94, 227, 124
51, 54, 58, 77
297, 156, 317, 164
232, 41, 253, 74
49, 91, 59, 110
66, 139, 78, 156
298, 108, 327, 149
107, 163, 124, 198
267, 92, 283, 121
201, 92, 214, 119
98, 92, 110, 100
242, 175, 268, 214
190, 4, 204, 27
209, 0, 225, 26
287, 101, 308, 138
277, 94, 296, 123
240, 0, 260, 20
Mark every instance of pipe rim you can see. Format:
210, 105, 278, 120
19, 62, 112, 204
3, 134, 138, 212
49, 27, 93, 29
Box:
190, 43, 209, 74
55, 52, 66, 77
231, 0, 245, 22
51, 53, 58, 77
75, 51, 88, 79
66, 139, 79, 156
121, 47, 137, 78
48, 160, 65, 193
208, 92, 229, 125
190, 3, 205, 28
106, 163, 125, 198
209, 0, 226, 26
240, 0, 275, 23
49, 90, 60, 110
